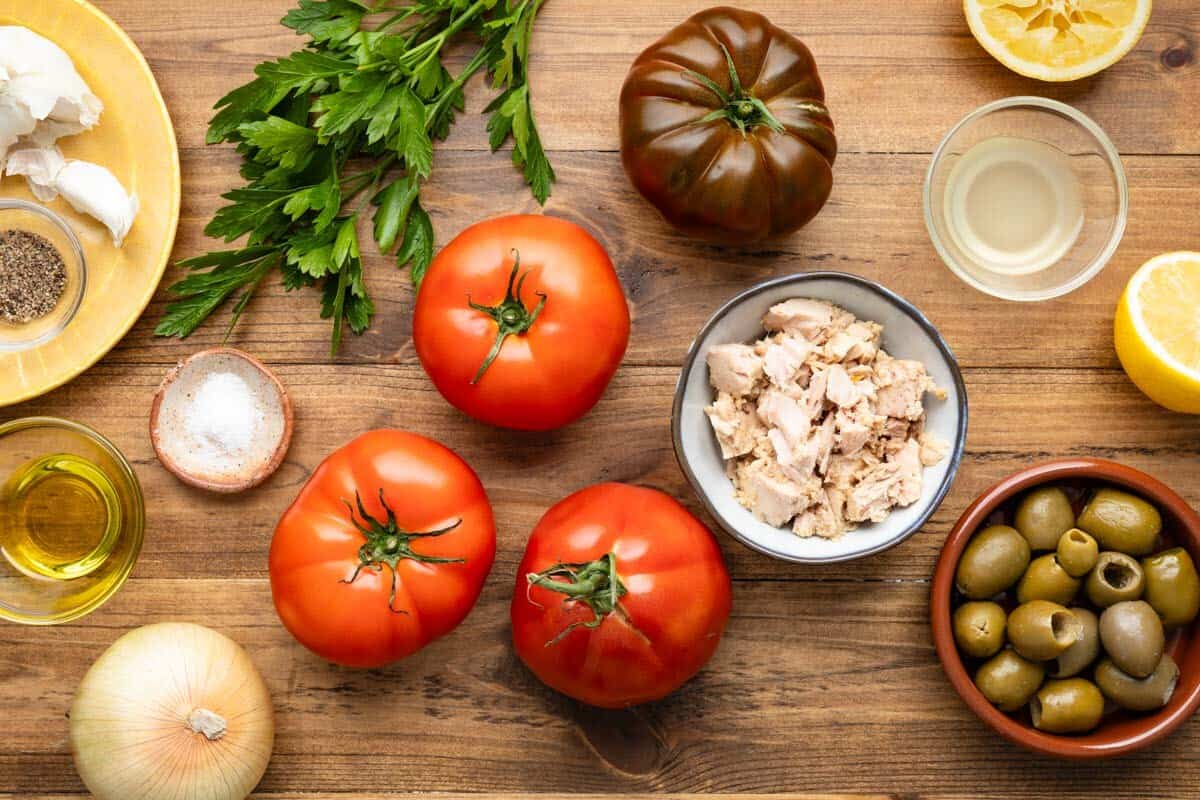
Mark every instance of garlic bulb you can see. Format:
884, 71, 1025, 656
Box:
0, 26, 101, 164
70, 622, 274, 800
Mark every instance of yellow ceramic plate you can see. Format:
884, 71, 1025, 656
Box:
0, 0, 179, 406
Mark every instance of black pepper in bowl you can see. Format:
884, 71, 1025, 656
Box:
0, 229, 67, 324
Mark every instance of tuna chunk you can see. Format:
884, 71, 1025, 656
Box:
705, 393, 759, 459
845, 439, 924, 522
763, 335, 813, 387
736, 458, 815, 527
824, 364, 861, 408
919, 433, 950, 466
707, 343, 763, 396
875, 358, 935, 420
757, 389, 812, 446
762, 298, 834, 340
793, 490, 847, 539
825, 321, 880, 362
834, 401, 876, 456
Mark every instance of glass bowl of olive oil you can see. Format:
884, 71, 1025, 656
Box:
0, 417, 143, 624
924, 97, 1127, 301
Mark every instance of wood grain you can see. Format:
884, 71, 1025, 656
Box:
2, 0, 1199, 797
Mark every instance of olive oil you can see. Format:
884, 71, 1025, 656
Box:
0, 453, 122, 580
944, 136, 1084, 276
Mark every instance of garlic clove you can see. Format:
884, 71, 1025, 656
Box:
53, 160, 138, 246
5, 143, 65, 202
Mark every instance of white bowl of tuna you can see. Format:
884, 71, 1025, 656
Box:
672, 272, 968, 564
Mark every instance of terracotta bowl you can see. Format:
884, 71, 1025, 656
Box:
931, 458, 1200, 758
150, 347, 293, 493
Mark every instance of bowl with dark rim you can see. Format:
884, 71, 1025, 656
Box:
672, 271, 968, 564
931, 458, 1200, 758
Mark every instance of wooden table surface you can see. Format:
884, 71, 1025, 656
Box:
4, 1, 1200, 797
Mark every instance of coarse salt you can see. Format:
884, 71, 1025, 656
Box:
184, 371, 263, 464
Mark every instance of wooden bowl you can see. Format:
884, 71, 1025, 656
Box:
931, 457, 1200, 758
150, 347, 293, 493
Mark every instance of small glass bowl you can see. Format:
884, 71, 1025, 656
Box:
0, 199, 87, 352
924, 97, 1128, 302
0, 418, 143, 625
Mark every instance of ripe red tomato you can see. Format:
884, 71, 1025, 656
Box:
413, 215, 630, 431
269, 430, 495, 668
511, 483, 732, 707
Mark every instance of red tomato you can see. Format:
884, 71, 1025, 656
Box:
413, 215, 630, 431
269, 430, 495, 668
511, 483, 732, 707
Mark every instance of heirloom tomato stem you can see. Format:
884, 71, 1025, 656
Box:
527, 553, 646, 646
342, 489, 464, 613
684, 43, 785, 136
466, 250, 547, 384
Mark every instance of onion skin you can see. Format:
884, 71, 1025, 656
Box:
70, 622, 274, 800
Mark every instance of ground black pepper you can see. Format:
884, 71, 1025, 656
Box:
0, 229, 67, 324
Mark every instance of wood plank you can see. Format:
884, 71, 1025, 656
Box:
2, 578, 1197, 797
78, 151, 1200, 370
5, 362, 1199, 583
90, 0, 1200, 155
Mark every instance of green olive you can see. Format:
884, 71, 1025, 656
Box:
1095, 655, 1180, 712
1015, 486, 1076, 551
1099, 600, 1164, 679
1031, 678, 1105, 734
1008, 600, 1082, 661
1076, 488, 1162, 556
1142, 548, 1200, 629
956, 525, 1031, 600
1056, 528, 1099, 578
975, 649, 1046, 712
1048, 608, 1100, 678
953, 601, 1007, 659
1085, 551, 1145, 607
1016, 554, 1081, 605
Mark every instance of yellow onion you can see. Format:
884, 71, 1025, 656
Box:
70, 622, 274, 800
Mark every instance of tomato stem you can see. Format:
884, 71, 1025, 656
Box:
527, 553, 645, 646
466, 249, 547, 384
342, 489, 464, 614
684, 43, 785, 137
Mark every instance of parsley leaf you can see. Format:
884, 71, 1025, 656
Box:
159, 0, 556, 353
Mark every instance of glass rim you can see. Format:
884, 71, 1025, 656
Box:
922, 96, 1129, 302
0, 198, 88, 352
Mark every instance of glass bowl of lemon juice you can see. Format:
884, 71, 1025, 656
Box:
924, 96, 1127, 301
0, 418, 143, 624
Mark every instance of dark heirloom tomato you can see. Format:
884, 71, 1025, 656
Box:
511, 483, 732, 708
619, 6, 836, 244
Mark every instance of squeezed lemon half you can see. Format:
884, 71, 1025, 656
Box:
964, 0, 1152, 81
1115, 252, 1200, 414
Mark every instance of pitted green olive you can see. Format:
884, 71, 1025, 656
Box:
1015, 486, 1076, 551
1099, 657, 1180, 714
1031, 678, 1105, 734
1008, 600, 1082, 661
1056, 528, 1099, 578
953, 601, 1007, 659
974, 649, 1045, 712
1085, 551, 1145, 607
1016, 554, 1081, 605
1142, 548, 1200, 629
1099, 600, 1164, 679
956, 525, 1031, 600
1048, 608, 1099, 678
1095, 655, 1180, 712
1076, 488, 1162, 556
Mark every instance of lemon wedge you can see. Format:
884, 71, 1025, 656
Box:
1115, 252, 1200, 414
964, 0, 1152, 82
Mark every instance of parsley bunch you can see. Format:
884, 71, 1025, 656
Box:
156, 0, 555, 353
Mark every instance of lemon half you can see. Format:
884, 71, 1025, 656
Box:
1115, 252, 1200, 414
964, 0, 1152, 82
